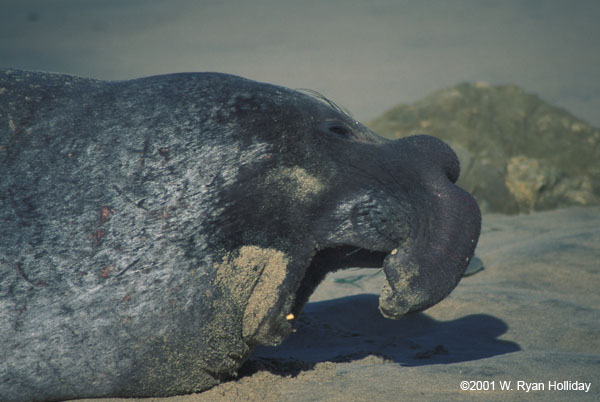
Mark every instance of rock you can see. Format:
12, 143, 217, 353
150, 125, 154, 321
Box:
368, 83, 600, 214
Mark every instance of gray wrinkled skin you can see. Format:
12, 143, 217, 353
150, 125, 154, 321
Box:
0, 70, 480, 401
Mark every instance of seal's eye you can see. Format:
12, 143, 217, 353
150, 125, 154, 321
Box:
325, 123, 353, 139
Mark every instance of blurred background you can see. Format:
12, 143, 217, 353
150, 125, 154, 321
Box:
1, 0, 599, 125
2, 0, 599, 214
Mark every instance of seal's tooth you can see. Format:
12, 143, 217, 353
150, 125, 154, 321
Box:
286, 313, 295, 321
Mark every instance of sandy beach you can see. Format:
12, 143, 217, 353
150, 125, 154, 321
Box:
75, 206, 599, 401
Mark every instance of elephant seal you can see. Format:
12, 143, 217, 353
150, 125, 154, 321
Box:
0, 69, 481, 401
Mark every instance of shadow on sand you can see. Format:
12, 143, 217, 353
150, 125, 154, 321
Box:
241, 294, 520, 377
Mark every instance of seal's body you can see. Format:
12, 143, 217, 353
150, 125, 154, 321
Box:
0, 70, 480, 401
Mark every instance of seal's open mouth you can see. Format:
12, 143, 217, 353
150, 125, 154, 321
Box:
291, 245, 388, 317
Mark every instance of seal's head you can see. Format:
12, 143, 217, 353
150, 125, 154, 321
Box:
206, 74, 481, 346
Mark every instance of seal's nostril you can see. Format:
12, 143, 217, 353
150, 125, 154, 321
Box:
445, 155, 460, 184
